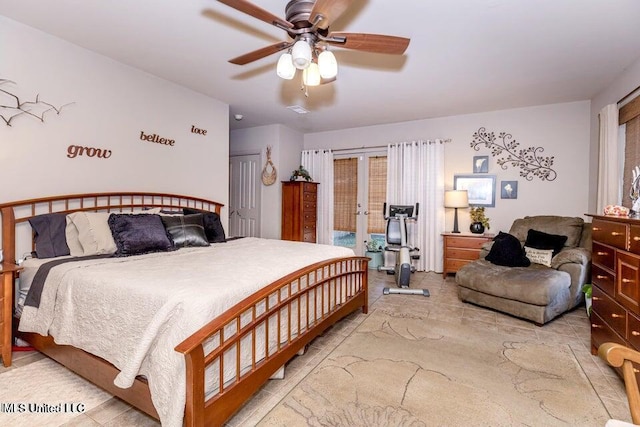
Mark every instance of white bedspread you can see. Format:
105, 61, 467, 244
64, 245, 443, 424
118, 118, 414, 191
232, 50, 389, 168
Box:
18, 237, 354, 427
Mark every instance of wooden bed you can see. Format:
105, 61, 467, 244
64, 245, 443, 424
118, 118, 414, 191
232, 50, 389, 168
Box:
0, 191, 369, 426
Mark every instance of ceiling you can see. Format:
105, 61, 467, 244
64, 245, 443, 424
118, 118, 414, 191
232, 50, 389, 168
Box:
2, 0, 640, 133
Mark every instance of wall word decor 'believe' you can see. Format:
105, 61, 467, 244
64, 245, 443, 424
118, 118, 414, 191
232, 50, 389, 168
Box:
67, 145, 112, 159
470, 127, 558, 181
0, 79, 73, 127
140, 131, 175, 146
190, 125, 207, 135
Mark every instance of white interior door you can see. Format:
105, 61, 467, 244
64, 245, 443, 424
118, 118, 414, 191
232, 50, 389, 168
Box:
229, 154, 261, 237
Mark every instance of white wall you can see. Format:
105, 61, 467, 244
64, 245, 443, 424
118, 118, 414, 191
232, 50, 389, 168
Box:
0, 17, 229, 225
304, 101, 591, 234
589, 56, 640, 213
230, 124, 303, 238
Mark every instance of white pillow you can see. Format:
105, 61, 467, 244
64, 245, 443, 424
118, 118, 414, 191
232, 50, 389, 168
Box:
524, 246, 553, 267
66, 212, 117, 256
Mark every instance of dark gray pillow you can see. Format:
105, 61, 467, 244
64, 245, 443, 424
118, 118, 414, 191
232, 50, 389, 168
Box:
485, 232, 531, 267
28, 212, 70, 258
108, 214, 174, 257
183, 208, 226, 243
161, 214, 209, 248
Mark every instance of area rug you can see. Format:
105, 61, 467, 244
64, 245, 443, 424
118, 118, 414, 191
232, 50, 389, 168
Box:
259, 308, 611, 426
0, 358, 111, 427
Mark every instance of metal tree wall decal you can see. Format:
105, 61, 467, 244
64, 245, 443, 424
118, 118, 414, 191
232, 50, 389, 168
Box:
470, 127, 557, 181
0, 79, 73, 126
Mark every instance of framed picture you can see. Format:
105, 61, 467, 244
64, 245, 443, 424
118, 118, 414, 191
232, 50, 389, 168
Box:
501, 180, 518, 199
473, 155, 489, 173
454, 174, 496, 207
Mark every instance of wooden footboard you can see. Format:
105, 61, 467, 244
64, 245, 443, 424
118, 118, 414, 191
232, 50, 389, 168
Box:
2, 192, 369, 426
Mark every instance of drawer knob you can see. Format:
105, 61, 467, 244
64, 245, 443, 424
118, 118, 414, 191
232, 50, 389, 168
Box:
596, 275, 607, 280
596, 251, 608, 256
632, 331, 640, 336
635, 236, 640, 242
592, 296, 600, 301
593, 227, 601, 231
611, 313, 624, 318
636, 368, 640, 374
611, 231, 624, 236
592, 324, 603, 329
622, 278, 635, 284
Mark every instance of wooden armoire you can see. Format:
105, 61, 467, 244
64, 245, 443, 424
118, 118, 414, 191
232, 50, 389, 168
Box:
281, 181, 318, 243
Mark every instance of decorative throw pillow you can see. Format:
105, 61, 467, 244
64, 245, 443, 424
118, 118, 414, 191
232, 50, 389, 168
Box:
183, 208, 226, 243
524, 246, 554, 267
66, 212, 117, 256
28, 212, 70, 258
160, 214, 209, 248
108, 214, 174, 256
524, 229, 568, 256
485, 231, 531, 267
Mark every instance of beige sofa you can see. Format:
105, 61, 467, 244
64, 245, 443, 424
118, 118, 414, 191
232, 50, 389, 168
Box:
455, 216, 591, 325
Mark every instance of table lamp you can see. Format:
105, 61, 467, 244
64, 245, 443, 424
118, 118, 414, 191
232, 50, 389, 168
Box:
444, 190, 469, 233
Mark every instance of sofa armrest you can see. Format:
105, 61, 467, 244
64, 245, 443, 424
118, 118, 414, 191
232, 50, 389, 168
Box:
479, 241, 494, 259
550, 247, 591, 269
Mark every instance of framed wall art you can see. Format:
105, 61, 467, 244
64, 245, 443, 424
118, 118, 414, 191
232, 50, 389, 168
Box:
473, 155, 489, 173
501, 180, 518, 199
454, 174, 496, 207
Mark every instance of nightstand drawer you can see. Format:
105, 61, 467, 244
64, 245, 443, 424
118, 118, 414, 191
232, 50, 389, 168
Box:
446, 248, 481, 261
446, 236, 488, 249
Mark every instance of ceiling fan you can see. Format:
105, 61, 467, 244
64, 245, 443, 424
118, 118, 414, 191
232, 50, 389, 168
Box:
218, 0, 410, 87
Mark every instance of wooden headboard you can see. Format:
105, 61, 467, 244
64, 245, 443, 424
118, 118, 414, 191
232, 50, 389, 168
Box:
0, 192, 224, 265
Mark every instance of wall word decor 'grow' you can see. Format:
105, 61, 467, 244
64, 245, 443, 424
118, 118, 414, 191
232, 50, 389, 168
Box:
67, 145, 112, 159
0, 79, 73, 126
470, 127, 558, 181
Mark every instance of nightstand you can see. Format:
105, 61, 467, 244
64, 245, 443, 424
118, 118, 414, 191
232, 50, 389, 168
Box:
442, 233, 493, 278
1, 263, 22, 367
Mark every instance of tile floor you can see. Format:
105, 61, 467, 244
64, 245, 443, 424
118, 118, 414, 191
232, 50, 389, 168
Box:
6, 271, 633, 426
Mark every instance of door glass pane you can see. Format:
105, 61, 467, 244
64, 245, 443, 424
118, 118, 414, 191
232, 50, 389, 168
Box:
367, 156, 387, 250
333, 158, 358, 248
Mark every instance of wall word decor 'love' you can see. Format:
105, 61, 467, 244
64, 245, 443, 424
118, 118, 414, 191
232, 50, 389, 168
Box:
140, 131, 175, 146
190, 125, 207, 135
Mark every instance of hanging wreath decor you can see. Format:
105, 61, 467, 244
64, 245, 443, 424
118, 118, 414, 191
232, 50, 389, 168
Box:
470, 127, 557, 181
261, 145, 277, 186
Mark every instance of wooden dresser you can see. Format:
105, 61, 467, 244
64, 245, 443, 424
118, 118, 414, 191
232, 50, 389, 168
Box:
442, 233, 493, 278
589, 214, 640, 356
281, 181, 318, 243
0, 263, 21, 367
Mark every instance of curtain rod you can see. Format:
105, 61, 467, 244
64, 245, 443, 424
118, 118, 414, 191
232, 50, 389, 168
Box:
330, 138, 452, 153
618, 84, 640, 105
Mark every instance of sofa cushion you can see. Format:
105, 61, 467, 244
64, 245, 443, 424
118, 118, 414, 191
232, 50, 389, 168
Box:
509, 216, 584, 248
455, 259, 571, 306
485, 232, 531, 267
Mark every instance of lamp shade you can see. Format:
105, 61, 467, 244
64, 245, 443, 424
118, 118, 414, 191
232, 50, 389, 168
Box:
302, 62, 321, 86
318, 50, 338, 79
276, 53, 296, 80
291, 39, 312, 70
444, 190, 469, 208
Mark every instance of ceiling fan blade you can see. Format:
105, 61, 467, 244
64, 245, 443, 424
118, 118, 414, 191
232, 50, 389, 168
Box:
327, 32, 410, 55
218, 0, 293, 29
229, 41, 292, 65
309, 0, 356, 29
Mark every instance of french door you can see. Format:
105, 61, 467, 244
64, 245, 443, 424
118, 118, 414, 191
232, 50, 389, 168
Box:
333, 152, 387, 255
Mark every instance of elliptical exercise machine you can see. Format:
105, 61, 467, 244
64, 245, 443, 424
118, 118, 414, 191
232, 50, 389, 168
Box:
378, 203, 429, 296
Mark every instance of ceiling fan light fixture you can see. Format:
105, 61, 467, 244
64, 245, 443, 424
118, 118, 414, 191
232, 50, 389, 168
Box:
276, 53, 296, 80
291, 39, 312, 69
318, 50, 338, 79
302, 62, 321, 86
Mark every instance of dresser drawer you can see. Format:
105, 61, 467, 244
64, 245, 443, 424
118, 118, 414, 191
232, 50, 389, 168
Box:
593, 285, 627, 338
446, 236, 488, 250
303, 201, 316, 211
630, 225, 640, 254
591, 311, 626, 352
629, 313, 640, 350
446, 248, 481, 261
617, 251, 640, 314
303, 182, 316, 193
303, 211, 316, 222
303, 231, 316, 243
592, 264, 615, 296
592, 219, 627, 250
593, 242, 616, 271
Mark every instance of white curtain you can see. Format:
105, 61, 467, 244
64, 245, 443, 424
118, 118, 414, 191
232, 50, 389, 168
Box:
387, 140, 445, 272
597, 104, 620, 213
301, 150, 334, 244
